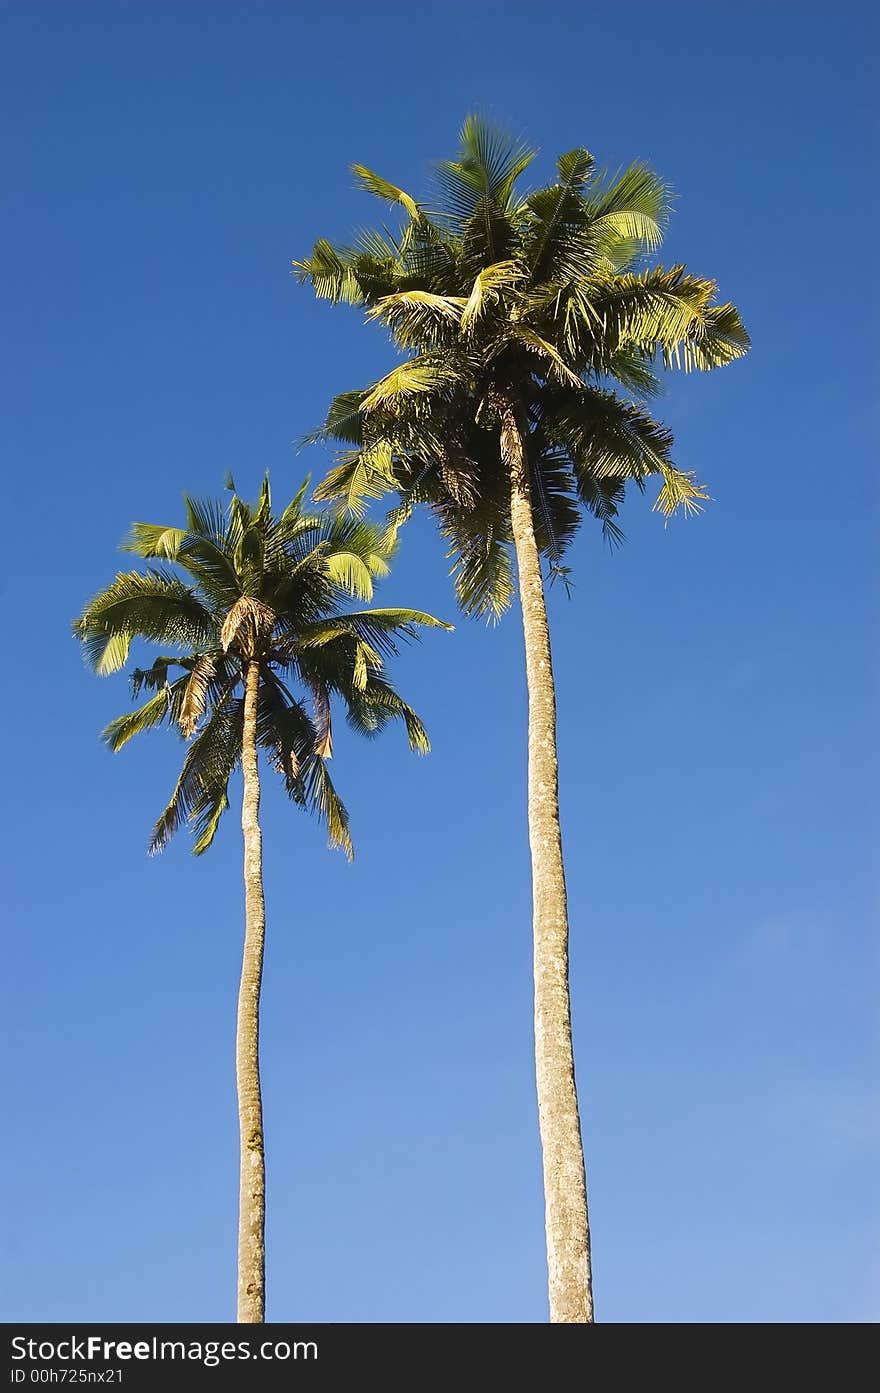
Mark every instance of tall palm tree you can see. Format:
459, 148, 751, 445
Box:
294, 117, 749, 1322
73, 475, 450, 1323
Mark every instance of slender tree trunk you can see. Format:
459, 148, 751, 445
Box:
499, 389, 594, 1323
237, 659, 267, 1322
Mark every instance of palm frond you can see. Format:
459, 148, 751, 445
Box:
102, 672, 190, 752
121, 523, 186, 559
461, 260, 522, 331
652, 466, 711, 518
179, 653, 217, 738
302, 390, 367, 448
291, 238, 364, 304
495, 327, 583, 387
524, 147, 594, 280
584, 162, 671, 234
342, 674, 432, 753
351, 164, 421, 220
149, 693, 243, 855
303, 756, 353, 858
433, 114, 536, 226
366, 290, 465, 347
74, 570, 216, 673
360, 358, 464, 413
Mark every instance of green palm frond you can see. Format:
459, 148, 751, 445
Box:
102, 672, 191, 752
460, 260, 522, 331
342, 673, 431, 753
366, 291, 464, 350
121, 523, 186, 559
256, 672, 316, 787
360, 358, 464, 413
584, 162, 671, 234
576, 474, 627, 548
130, 655, 180, 696
542, 386, 674, 482
291, 238, 364, 304
149, 692, 243, 855
302, 755, 353, 859
322, 549, 380, 600
652, 466, 711, 518
494, 327, 583, 387
290, 608, 452, 663
74, 570, 216, 673
433, 114, 536, 226
312, 447, 394, 519
302, 389, 367, 447
351, 164, 421, 221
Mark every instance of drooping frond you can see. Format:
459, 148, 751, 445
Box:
102, 672, 191, 752
342, 672, 432, 754
366, 293, 464, 350
652, 466, 711, 518
662, 301, 751, 372
360, 357, 465, 414
541, 386, 675, 483
579, 266, 750, 370
149, 692, 243, 855
308, 677, 333, 758
575, 474, 627, 548
460, 261, 522, 332
179, 653, 217, 738
304, 756, 353, 859
351, 164, 421, 220
256, 672, 316, 790
322, 549, 378, 600
74, 570, 216, 674
446, 522, 516, 621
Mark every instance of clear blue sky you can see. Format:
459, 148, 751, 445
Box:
2, 1, 876, 1323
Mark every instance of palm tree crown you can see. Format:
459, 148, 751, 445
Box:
294, 115, 749, 615
74, 475, 450, 857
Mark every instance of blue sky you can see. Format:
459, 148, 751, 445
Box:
1, 1, 876, 1323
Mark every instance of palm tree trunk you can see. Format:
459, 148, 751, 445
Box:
499, 389, 594, 1323
237, 658, 267, 1322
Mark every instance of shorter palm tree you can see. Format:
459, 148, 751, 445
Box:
74, 475, 450, 1322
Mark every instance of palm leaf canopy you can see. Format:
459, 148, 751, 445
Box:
294, 116, 749, 618
74, 476, 451, 857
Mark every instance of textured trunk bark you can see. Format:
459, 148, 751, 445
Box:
237, 659, 267, 1322
500, 391, 594, 1323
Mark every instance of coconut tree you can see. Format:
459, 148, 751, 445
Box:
294, 116, 749, 1322
73, 475, 450, 1323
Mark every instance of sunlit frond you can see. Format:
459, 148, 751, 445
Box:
461, 261, 522, 331
652, 466, 711, 518
360, 358, 464, 413
351, 164, 421, 220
